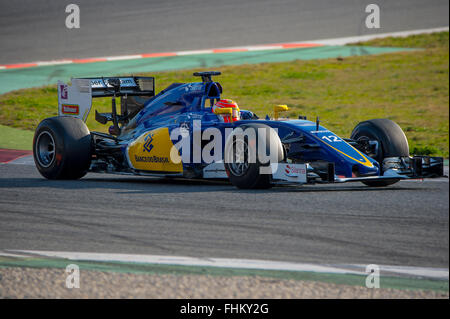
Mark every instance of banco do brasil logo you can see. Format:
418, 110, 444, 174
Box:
143, 134, 154, 153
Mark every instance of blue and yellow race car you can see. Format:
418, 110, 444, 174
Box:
33, 71, 444, 188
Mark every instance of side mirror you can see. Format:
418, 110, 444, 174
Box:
274, 104, 289, 120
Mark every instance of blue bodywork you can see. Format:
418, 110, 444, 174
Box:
118, 79, 380, 178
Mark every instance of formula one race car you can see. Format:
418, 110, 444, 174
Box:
33, 71, 444, 188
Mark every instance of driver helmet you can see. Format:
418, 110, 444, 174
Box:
212, 99, 240, 123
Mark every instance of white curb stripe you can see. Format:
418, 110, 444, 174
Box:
246, 45, 284, 51
307, 26, 449, 46
176, 49, 215, 56
36, 60, 74, 66
5, 250, 448, 280
104, 55, 143, 61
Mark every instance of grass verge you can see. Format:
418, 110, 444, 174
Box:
0, 32, 448, 156
0, 124, 33, 150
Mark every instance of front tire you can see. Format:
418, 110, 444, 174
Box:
224, 124, 283, 189
351, 118, 409, 187
33, 116, 92, 179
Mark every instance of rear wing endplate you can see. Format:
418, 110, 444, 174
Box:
57, 76, 155, 122
58, 79, 92, 121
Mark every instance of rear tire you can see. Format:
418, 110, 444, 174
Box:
33, 116, 92, 179
351, 118, 409, 187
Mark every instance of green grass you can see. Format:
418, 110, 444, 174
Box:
0, 32, 448, 156
353, 31, 449, 48
0, 124, 33, 150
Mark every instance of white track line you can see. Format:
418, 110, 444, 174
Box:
36, 60, 73, 66
104, 55, 143, 61
306, 26, 449, 45
246, 45, 285, 51
4, 250, 448, 280
175, 49, 216, 56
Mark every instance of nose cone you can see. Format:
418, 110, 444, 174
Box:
355, 161, 380, 176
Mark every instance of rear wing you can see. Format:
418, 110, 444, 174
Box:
58, 76, 155, 122
78, 76, 155, 97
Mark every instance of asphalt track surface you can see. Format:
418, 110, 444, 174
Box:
0, 0, 449, 64
0, 163, 448, 268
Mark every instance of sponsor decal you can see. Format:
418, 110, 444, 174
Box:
284, 164, 306, 177
104, 78, 135, 87
61, 104, 79, 115
128, 127, 183, 173
90, 78, 136, 88
90, 79, 104, 88
310, 130, 330, 134
271, 163, 307, 183
143, 134, 154, 152
134, 155, 169, 163
60, 84, 68, 99
185, 83, 203, 93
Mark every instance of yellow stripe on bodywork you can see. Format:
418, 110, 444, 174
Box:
127, 127, 183, 173
313, 135, 373, 168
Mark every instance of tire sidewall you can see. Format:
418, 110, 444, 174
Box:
351, 119, 409, 186
33, 119, 67, 179
225, 136, 268, 189
351, 119, 409, 161
33, 117, 91, 179
224, 124, 281, 189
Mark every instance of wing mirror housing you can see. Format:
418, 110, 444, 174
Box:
274, 104, 289, 120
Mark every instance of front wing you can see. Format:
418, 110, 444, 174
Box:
202, 156, 445, 185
